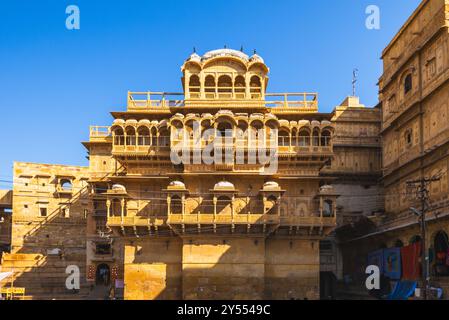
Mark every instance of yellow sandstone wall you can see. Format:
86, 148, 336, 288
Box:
182, 238, 265, 300
5, 162, 90, 299
123, 237, 320, 300
123, 237, 182, 300
265, 239, 320, 300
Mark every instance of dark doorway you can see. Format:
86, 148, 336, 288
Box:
320, 272, 337, 300
96, 263, 110, 286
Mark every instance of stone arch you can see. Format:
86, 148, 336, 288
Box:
434, 230, 449, 276
137, 126, 150, 145
234, 75, 246, 98
298, 127, 311, 146
188, 74, 200, 98
204, 75, 216, 98
321, 129, 332, 146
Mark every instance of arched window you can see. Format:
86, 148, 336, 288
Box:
60, 179, 72, 191
151, 127, 157, 146
159, 128, 170, 147
291, 128, 298, 146
218, 75, 232, 97
112, 127, 124, 145
234, 75, 246, 98
434, 231, 449, 276
236, 122, 248, 147
96, 263, 110, 286
204, 75, 216, 98
185, 121, 195, 140
323, 200, 333, 217
404, 74, 412, 95
217, 121, 233, 138
278, 129, 289, 146
170, 195, 183, 215
299, 129, 310, 146
125, 127, 136, 146
321, 130, 331, 146
312, 128, 320, 146
189, 75, 200, 98
250, 121, 264, 143
201, 120, 214, 147
250, 76, 262, 98
137, 126, 150, 145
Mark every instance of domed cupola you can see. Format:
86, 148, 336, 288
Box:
213, 180, 235, 191
249, 50, 264, 64
187, 52, 201, 63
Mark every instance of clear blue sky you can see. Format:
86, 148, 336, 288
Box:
0, 0, 421, 183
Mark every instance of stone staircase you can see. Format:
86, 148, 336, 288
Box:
1, 253, 90, 300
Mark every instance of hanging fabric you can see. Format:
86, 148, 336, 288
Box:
401, 242, 421, 280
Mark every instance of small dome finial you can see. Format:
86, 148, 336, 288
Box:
253, 49, 257, 55
193, 46, 196, 53
224, 44, 227, 49
240, 45, 244, 52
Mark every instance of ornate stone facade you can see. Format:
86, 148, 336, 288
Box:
0, 46, 383, 299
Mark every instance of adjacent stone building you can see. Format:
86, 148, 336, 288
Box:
339, 0, 449, 295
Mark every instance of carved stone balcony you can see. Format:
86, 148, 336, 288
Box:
111, 136, 170, 157
167, 213, 280, 225
107, 216, 167, 227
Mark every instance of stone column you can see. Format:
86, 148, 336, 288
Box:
120, 198, 125, 223
167, 196, 171, 216
106, 199, 111, 218
182, 195, 186, 222
319, 197, 323, 220
213, 196, 217, 221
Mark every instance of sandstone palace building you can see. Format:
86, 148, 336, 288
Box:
0, 0, 447, 300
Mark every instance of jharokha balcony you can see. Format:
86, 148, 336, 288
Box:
104, 182, 337, 236
90, 127, 333, 159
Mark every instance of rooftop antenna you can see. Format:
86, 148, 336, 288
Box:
352, 68, 359, 97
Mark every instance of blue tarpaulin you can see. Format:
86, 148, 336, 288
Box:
387, 281, 417, 300
383, 247, 402, 280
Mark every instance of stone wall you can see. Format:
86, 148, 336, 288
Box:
124, 237, 182, 300
3, 162, 90, 299
265, 238, 319, 300
122, 236, 320, 300
182, 237, 265, 300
